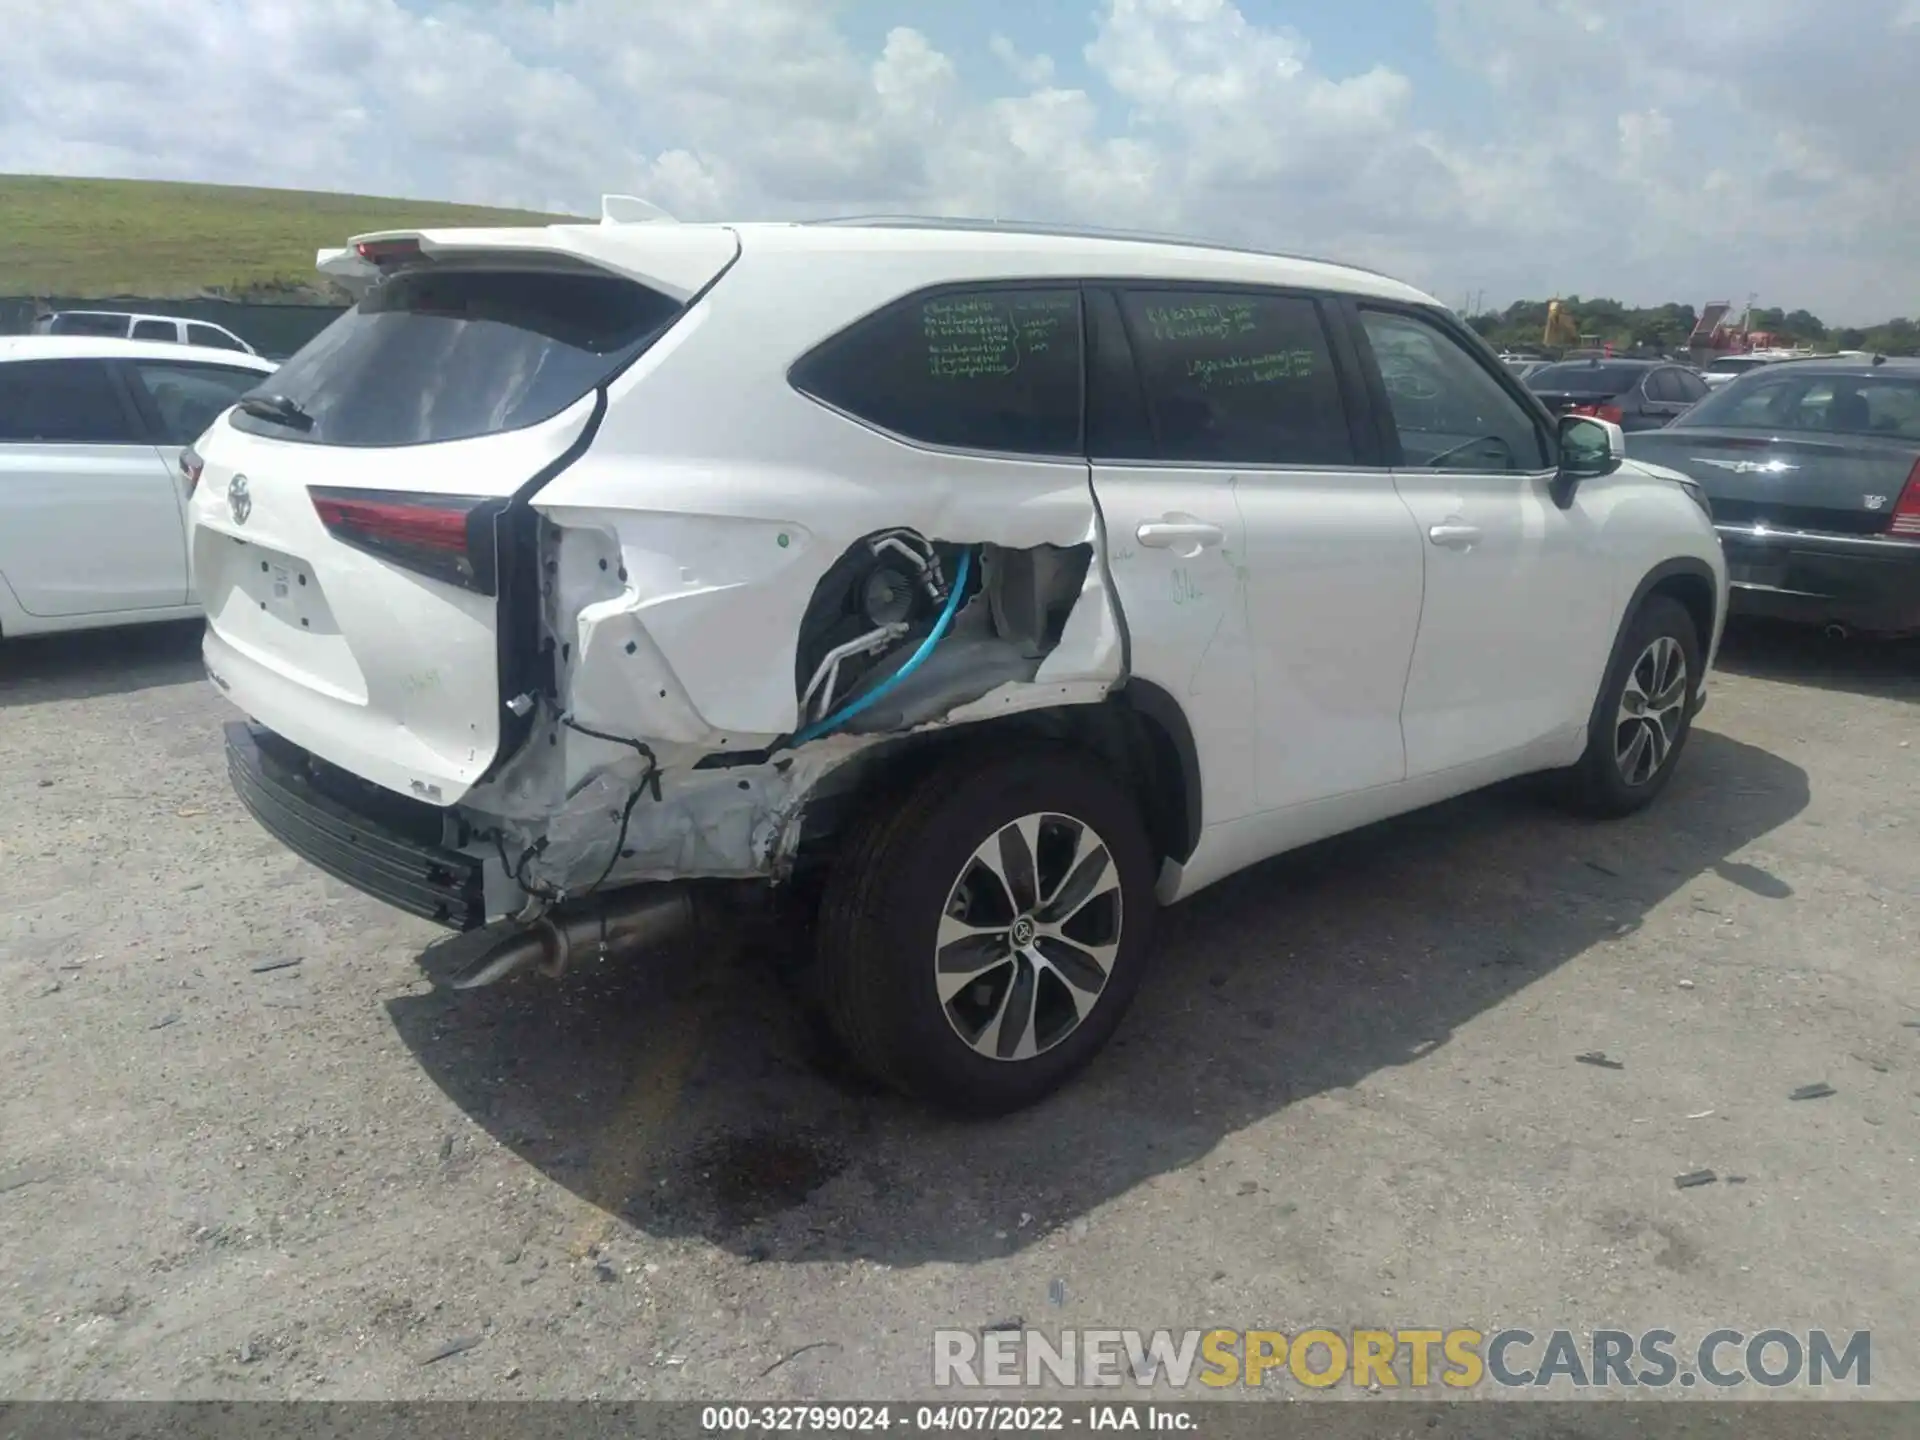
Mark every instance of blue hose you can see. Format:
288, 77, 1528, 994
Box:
790, 547, 974, 746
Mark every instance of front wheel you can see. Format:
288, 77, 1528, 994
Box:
1563, 594, 1702, 817
814, 747, 1157, 1115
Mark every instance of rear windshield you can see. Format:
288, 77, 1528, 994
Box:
1707, 356, 1766, 373
1673, 370, 1920, 438
1527, 362, 1646, 391
230, 265, 682, 447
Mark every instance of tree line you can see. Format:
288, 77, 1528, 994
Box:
1464, 298, 1918, 357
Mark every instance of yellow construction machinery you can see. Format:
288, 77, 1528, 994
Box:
1543, 299, 1581, 349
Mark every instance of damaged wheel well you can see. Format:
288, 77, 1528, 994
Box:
790, 683, 1200, 872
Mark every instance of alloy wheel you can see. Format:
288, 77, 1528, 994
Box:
1614, 635, 1688, 787
934, 812, 1124, 1062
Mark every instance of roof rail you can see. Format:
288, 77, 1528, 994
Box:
601, 194, 677, 225
1770, 350, 1886, 365
802, 213, 1405, 283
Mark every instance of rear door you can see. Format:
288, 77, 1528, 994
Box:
0, 357, 188, 615
190, 256, 720, 806
1090, 284, 1425, 820
1083, 288, 1258, 829
1350, 304, 1614, 776
1640, 367, 1695, 427
1671, 366, 1709, 414
120, 357, 275, 599
186, 322, 252, 354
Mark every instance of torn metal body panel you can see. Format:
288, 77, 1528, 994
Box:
454, 502, 1127, 901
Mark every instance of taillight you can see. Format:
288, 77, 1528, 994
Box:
353, 238, 422, 267
180, 446, 205, 497
1891, 459, 1920, 540
309, 488, 504, 594
1571, 403, 1625, 425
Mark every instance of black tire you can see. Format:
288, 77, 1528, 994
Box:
814, 745, 1157, 1115
1563, 594, 1702, 817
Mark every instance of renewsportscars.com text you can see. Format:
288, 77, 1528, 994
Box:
933, 1327, 1871, 1391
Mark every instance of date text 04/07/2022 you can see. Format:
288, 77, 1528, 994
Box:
698, 1404, 1198, 1432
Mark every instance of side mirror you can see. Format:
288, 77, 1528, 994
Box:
1556, 413, 1624, 483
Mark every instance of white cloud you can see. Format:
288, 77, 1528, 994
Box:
989, 33, 1056, 89
0, 0, 1910, 320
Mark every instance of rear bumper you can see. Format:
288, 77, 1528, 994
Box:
1715, 523, 1920, 635
225, 721, 488, 929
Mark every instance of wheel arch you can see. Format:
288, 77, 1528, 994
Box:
1640, 559, 1718, 660
1590, 556, 1718, 730
789, 685, 1203, 873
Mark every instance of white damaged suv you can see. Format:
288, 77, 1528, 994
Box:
190, 211, 1727, 1114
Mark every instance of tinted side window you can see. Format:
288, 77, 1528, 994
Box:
1116, 289, 1352, 466
792, 287, 1083, 456
187, 323, 247, 351
0, 360, 138, 443
131, 318, 177, 342
1358, 309, 1548, 470
49, 313, 129, 338
1655, 369, 1693, 403
1672, 368, 1708, 402
132, 362, 265, 444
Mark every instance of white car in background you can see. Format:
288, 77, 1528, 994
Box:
1700, 354, 1776, 390
32, 309, 260, 355
190, 213, 1727, 1114
0, 336, 276, 637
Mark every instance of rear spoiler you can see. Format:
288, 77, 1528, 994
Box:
318, 196, 728, 304
316, 246, 379, 300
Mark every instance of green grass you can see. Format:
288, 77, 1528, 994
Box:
0, 175, 581, 299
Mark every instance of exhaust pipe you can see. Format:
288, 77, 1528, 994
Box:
449, 885, 698, 990
1823, 622, 1851, 641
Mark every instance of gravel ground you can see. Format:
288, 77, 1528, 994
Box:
0, 617, 1915, 1402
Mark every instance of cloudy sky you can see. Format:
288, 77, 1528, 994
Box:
2, 0, 1914, 322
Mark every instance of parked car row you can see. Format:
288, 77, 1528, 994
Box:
1628, 356, 1920, 638
1505, 343, 1920, 635
32, 309, 259, 355
0, 336, 277, 635
1526, 358, 1711, 432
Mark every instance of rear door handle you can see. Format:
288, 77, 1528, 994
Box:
1136, 519, 1225, 550
1428, 523, 1483, 550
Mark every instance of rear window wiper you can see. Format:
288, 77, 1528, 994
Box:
239, 393, 315, 432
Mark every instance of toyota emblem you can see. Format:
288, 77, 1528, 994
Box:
228, 474, 252, 525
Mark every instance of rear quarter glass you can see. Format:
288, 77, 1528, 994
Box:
230, 266, 683, 448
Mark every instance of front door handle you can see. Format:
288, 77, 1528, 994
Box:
1428, 522, 1483, 550
1137, 519, 1225, 550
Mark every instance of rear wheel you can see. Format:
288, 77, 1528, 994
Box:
1564, 594, 1701, 817
814, 747, 1156, 1115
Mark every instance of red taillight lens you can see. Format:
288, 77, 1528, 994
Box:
309, 488, 504, 594
180, 446, 205, 497
1571, 403, 1625, 425
353, 238, 422, 267
1890, 459, 1920, 540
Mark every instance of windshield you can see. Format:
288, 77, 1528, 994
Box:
1527, 363, 1646, 391
1673, 369, 1920, 437
230, 264, 683, 447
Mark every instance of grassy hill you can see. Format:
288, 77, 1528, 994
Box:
0, 175, 581, 300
